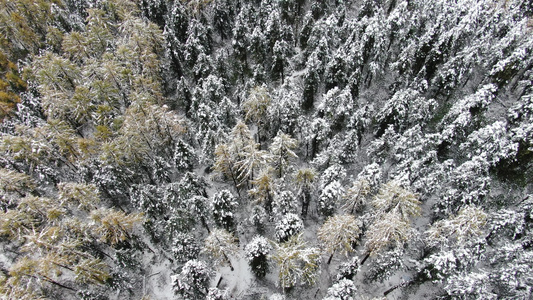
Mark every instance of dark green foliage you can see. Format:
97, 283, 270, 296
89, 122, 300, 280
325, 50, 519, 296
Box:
172, 233, 201, 263
211, 189, 238, 231
336, 257, 359, 282
245, 236, 271, 278
1, 0, 533, 299
173, 260, 211, 299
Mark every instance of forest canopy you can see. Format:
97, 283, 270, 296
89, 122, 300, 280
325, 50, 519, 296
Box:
0, 0, 532, 299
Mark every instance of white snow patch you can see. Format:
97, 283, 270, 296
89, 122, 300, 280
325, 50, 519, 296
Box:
213, 253, 254, 298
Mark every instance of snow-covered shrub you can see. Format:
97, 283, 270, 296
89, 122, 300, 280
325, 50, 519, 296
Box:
249, 205, 268, 232
172, 260, 211, 299
211, 189, 238, 231
206, 287, 227, 300
364, 248, 404, 283
273, 190, 297, 216
439, 84, 498, 142
460, 121, 518, 167
245, 236, 272, 278
318, 181, 344, 217
275, 213, 303, 242
336, 257, 359, 282
323, 279, 357, 300
436, 156, 492, 215
356, 163, 382, 190
174, 139, 196, 171
319, 164, 346, 187
376, 88, 436, 133
172, 233, 200, 263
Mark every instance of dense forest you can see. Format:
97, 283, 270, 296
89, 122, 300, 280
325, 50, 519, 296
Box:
1, 0, 532, 299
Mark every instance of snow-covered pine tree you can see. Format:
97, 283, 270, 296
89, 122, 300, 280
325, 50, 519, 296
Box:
229, 120, 254, 156
336, 257, 359, 282
294, 167, 317, 217
425, 205, 487, 248
0, 168, 34, 210
318, 181, 344, 217
187, 195, 211, 233
172, 232, 201, 263
211, 189, 238, 231
57, 182, 100, 211
323, 278, 357, 300
172, 259, 211, 299
174, 139, 197, 172
244, 235, 272, 278
207, 287, 228, 300
275, 213, 304, 242
273, 190, 298, 216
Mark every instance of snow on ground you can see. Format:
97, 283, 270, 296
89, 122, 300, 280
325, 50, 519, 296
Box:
214, 253, 254, 298
143, 252, 175, 300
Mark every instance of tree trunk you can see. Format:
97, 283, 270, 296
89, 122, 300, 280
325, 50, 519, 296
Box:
311, 136, 318, 159
228, 167, 241, 198
301, 191, 309, 218
360, 251, 371, 266
281, 64, 284, 85
222, 251, 234, 271
383, 280, 411, 296
279, 152, 283, 178
327, 253, 334, 265
201, 217, 210, 234
265, 191, 273, 214
38, 274, 78, 292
